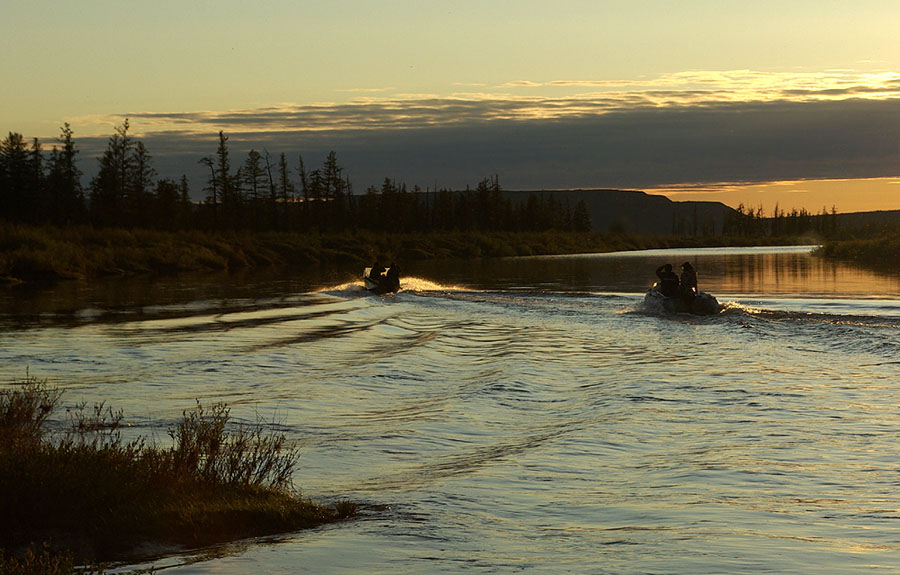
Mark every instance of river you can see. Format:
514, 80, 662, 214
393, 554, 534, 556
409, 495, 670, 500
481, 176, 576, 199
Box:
2, 246, 899, 574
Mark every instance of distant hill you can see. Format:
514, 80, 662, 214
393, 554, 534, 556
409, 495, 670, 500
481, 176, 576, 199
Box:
502, 189, 736, 235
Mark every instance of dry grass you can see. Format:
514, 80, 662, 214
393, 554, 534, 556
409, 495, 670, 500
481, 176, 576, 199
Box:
0, 377, 355, 569
817, 233, 900, 271
1, 222, 807, 284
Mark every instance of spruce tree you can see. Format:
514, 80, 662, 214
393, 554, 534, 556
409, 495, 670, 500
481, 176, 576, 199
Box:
572, 199, 592, 232
46, 124, 84, 224
89, 120, 134, 226
0, 132, 28, 221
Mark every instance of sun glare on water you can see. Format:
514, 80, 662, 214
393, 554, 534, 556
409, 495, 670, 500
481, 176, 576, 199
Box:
317, 277, 464, 296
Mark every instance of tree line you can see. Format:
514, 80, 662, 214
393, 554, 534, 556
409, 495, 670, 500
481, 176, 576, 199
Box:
721, 202, 841, 237
1, 122, 593, 234
3, 122, 860, 239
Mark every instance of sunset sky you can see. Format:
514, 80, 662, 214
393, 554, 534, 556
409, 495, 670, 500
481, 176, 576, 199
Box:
3, 1, 900, 213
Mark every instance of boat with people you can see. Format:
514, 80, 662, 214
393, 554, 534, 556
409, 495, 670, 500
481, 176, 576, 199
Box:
643, 283, 720, 315
363, 262, 401, 294
644, 261, 720, 315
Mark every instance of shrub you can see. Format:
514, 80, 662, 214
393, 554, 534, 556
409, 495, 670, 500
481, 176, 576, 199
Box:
169, 401, 296, 489
0, 378, 354, 564
0, 543, 82, 575
0, 376, 62, 451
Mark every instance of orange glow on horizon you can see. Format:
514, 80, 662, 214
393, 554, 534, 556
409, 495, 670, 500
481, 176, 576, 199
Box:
646, 177, 900, 215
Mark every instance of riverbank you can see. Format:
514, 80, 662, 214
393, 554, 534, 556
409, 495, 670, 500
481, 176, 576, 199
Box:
0, 223, 809, 284
0, 378, 355, 571
816, 233, 900, 271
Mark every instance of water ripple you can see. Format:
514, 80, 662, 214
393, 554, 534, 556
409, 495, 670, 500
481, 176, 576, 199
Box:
4, 272, 900, 574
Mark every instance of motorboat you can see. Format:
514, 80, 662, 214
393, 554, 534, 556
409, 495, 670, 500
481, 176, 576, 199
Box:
643, 282, 720, 315
363, 266, 400, 294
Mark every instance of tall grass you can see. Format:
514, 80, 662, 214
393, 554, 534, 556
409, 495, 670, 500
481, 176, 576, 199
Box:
1, 222, 812, 284
168, 401, 296, 489
0, 377, 355, 567
817, 233, 900, 271
0, 543, 83, 575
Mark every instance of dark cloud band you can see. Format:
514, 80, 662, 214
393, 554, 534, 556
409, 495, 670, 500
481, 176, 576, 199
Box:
75, 97, 900, 194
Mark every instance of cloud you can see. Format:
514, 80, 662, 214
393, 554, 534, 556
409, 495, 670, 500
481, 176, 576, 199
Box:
334, 87, 397, 94
77, 70, 900, 139
502, 70, 900, 105
83, 98, 898, 198
67, 70, 900, 195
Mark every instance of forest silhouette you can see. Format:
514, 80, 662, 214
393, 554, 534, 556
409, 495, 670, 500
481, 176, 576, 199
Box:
0, 121, 595, 234
1, 121, 872, 244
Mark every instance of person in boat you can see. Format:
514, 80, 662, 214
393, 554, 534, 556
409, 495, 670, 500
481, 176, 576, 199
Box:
369, 261, 386, 281
384, 262, 401, 292
680, 261, 698, 310
655, 264, 680, 297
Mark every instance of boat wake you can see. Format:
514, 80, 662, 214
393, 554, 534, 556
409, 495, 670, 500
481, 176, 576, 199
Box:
398, 277, 465, 292
717, 298, 900, 326
317, 277, 465, 298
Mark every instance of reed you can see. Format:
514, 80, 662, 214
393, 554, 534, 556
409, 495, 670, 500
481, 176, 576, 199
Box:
817, 233, 900, 271
1, 223, 807, 284
0, 377, 355, 567
0, 543, 82, 575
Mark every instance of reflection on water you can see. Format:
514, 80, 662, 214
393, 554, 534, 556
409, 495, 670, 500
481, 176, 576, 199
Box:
2, 246, 900, 574
0, 266, 355, 322
414, 246, 900, 297
3, 247, 896, 324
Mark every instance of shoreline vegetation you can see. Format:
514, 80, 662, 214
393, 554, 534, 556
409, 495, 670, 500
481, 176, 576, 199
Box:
4, 122, 896, 281
0, 223, 822, 285
0, 377, 356, 573
815, 234, 900, 271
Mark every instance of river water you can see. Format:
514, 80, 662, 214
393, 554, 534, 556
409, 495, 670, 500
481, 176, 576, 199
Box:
2, 246, 900, 574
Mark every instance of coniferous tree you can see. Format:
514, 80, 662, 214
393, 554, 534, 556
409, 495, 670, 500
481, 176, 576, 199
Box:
154, 178, 181, 230
0, 132, 29, 221
0, 137, 7, 219
46, 123, 84, 225
771, 202, 782, 236
297, 154, 310, 230
322, 151, 345, 228
24, 138, 45, 223
130, 141, 155, 227
277, 152, 294, 230
89, 120, 134, 226
0, 137, 6, 219
308, 168, 324, 228
263, 150, 278, 229
89, 147, 120, 226
213, 131, 241, 228
179, 175, 193, 227
243, 149, 266, 228
572, 199, 592, 232
345, 175, 356, 228
432, 189, 454, 230
199, 156, 219, 228
476, 178, 492, 230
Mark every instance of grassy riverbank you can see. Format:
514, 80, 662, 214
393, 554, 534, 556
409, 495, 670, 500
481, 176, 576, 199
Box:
816, 233, 900, 271
0, 378, 355, 571
0, 222, 809, 284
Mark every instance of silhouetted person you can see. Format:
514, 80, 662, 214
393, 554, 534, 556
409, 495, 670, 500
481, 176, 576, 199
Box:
680, 261, 698, 311
384, 262, 401, 292
655, 264, 680, 297
369, 261, 385, 280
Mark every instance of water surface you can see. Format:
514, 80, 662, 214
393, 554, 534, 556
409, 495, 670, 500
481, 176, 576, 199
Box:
2, 246, 899, 574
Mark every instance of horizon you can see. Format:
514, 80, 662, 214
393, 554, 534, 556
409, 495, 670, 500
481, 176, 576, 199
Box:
3, 1, 900, 215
